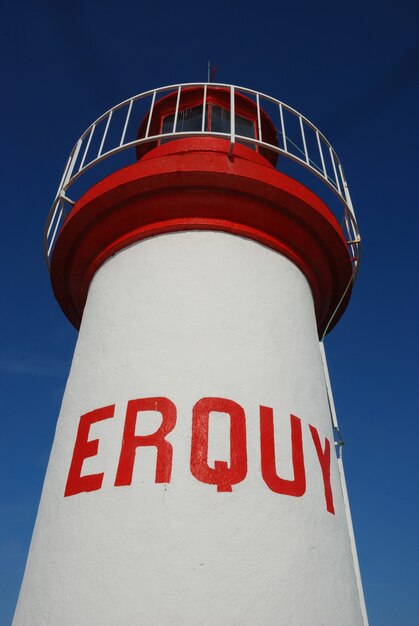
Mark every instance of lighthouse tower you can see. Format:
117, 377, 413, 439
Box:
14, 83, 368, 625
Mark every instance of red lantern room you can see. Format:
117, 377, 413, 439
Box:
136, 86, 278, 165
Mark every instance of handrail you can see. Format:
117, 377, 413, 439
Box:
45, 82, 361, 285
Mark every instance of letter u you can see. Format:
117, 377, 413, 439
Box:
260, 408, 306, 497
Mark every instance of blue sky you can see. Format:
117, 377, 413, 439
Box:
1, 0, 418, 624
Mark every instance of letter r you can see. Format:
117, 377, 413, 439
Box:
114, 397, 176, 486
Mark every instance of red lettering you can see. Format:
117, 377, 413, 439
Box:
309, 425, 335, 514
64, 404, 115, 497
190, 397, 247, 492
260, 408, 306, 497
114, 397, 176, 486
65, 394, 335, 515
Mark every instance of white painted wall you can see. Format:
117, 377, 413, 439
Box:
14, 232, 364, 625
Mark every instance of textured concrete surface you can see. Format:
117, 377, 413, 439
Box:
14, 232, 363, 625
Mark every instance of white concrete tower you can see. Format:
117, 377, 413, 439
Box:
14, 83, 368, 625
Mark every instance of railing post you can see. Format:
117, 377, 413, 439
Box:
299, 116, 309, 164
279, 102, 287, 152
329, 147, 342, 195
316, 130, 327, 180
98, 111, 113, 158
120, 99, 133, 147
145, 91, 156, 139
201, 84, 208, 133
256, 93, 262, 142
63, 139, 82, 191
173, 86, 182, 133
228, 85, 235, 158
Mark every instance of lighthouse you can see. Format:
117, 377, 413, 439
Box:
14, 83, 368, 625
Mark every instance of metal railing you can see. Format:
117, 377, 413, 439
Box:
45, 82, 361, 290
